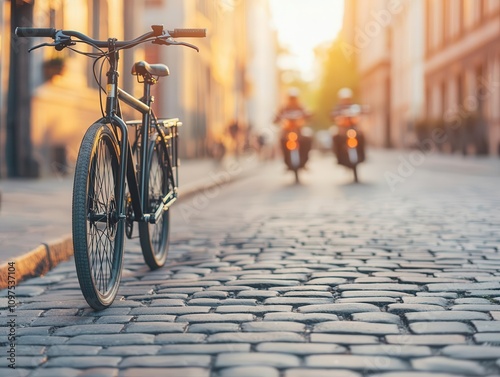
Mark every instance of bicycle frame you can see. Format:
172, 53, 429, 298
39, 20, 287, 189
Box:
100, 39, 179, 227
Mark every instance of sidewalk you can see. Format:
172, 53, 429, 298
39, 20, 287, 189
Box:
0, 154, 257, 287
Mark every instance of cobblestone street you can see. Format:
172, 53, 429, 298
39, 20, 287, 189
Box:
2, 150, 500, 377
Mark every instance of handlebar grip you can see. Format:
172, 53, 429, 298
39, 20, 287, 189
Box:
169, 28, 206, 38
15, 27, 57, 38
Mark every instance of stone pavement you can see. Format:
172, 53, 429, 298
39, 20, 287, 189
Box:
0, 155, 256, 287
1, 150, 500, 376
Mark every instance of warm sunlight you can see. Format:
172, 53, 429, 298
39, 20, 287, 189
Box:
269, 0, 344, 80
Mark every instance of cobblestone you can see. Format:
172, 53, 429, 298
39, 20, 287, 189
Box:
119, 355, 211, 368
256, 342, 346, 354
473, 333, 500, 343
8, 153, 500, 376
217, 366, 279, 377
135, 314, 176, 322
282, 290, 333, 297
451, 304, 500, 312
411, 356, 485, 375
95, 315, 134, 324
472, 320, 500, 332
236, 290, 278, 299
124, 322, 187, 333
385, 334, 467, 345
263, 312, 339, 322
313, 321, 400, 335
47, 345, 102, 356
54, 324, 124, 336
409, 321, 474, 334
215, 352, 301, 368
159, 343, 250, 354
67, 334, 154, 346
99, 346, 161, 356
310, 334, 379, 344
441, 345, 500, 359
17, 336, 69, 345
405, 311, 490, 322
129, 306, 211, 315
208, 332, 305, 343
215, 305, 292, 314
341, 291, 413, 298
241, 321, 305, 332
298, 303, 380, 314
351, 312, 402, 324
350, 344, 432, 357
305, 354, 408, 371
284, 370, 361, 377
188, 323, 241, 333
30, 315, 95, 327
337, 283, 420, 292
27, 368, 80, 377
177, 313, 254, 322
120, 368, 209, 377
387, 304, 446, 314
263, 297, 333, 305
44, 356, 122, 368
192, 291, 229, 299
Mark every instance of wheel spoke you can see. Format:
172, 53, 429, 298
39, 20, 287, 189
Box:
139, 140, 170, 269
85, 136, 119, 295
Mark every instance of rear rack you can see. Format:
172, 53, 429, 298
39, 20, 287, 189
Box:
126, 118, 182, 130
126, 118, 181, 166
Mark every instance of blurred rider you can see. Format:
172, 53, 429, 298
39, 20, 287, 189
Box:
274, 88, 311, 133
274, 88, 313, 168
330, 87, 357, 135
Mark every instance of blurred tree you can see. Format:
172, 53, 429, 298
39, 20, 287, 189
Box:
312, 36, 359, 130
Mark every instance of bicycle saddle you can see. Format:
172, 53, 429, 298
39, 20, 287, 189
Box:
131, 60, 170, 77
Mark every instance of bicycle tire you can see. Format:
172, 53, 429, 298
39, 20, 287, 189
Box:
72, 122, 125, 310
139, 136, 170, 269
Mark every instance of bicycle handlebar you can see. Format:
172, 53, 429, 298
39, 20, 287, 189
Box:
15, 27, 57, 38
168, 29, 206, 38
14, 25, 207, 49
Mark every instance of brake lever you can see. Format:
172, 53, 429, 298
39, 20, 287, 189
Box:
153, 37, 199, 52
29, 42, 55, 53
176, 41, 199, 52
28, 31, 75, 53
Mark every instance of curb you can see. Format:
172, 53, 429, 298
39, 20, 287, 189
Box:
0, 160, 255, 290
0, 236, 73, 289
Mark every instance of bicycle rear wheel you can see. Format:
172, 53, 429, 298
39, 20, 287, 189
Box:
139, 137, 170, 269
72, 123, 124, 310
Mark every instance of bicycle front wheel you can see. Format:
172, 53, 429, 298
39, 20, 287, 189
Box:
72, 122, 125, 310
139, 137, 170, 269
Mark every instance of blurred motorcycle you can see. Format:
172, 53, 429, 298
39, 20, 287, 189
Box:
332, 104, 365, 183
279, 109, 311, 184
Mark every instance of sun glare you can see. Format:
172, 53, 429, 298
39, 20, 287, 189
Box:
269, 0, 345, 81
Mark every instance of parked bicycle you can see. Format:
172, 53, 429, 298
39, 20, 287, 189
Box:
16, 25, 206, 310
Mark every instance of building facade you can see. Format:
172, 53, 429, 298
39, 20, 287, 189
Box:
0, 0, 278, 176
424, 0, 500, 155
390, 0, 425, 148
146, 0, 246, 158
344, 0, 394, 148
344, 0, 500, 154
0, 0, 144, 177
244, 0, 279, 146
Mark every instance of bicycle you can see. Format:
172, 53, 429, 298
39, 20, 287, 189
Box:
15, 25, 206, 310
